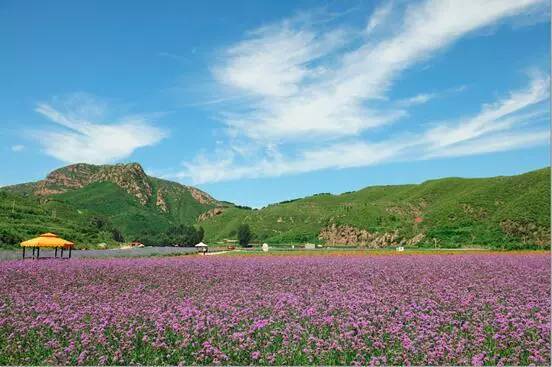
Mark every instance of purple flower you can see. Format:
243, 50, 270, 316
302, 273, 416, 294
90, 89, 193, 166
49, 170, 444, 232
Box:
0, 254, 548, 365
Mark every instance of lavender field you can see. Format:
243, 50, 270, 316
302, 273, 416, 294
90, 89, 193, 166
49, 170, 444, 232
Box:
0, 254, 549, 365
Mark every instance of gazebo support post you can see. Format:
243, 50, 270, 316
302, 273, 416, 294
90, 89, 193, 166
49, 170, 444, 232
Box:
55, 248, 58, 258
36, 247, 40, 260
22, 247, 25, 259
68, 247, 72, 259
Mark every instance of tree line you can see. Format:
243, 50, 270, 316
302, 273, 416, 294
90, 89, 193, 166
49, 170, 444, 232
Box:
138, 224, 204, 247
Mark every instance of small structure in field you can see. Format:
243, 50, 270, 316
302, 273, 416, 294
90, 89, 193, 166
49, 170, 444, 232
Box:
304, 243, 316, 250
20, 233, 74, 259
129, 241, 144, 248
262, 243, 269, 252
195, 242, 208, 254
396, 246, 405, 252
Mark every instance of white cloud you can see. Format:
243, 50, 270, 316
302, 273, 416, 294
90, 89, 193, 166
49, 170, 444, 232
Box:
179, 0, 548, 183
424, 74, 549, 148
424, 130, 549, 159
214, 22, 347, 98
180, 73, 549, 184
178, 140, 405, 183
11, 144, 25, 152
209, 0, 545, 142
396, 93, 436, 107
365, 2, 393, 36
34, 94, 167, 164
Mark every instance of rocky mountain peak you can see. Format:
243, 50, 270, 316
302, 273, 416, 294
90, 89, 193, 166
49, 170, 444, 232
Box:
34, 162, 152, 205
91, 163, 152, 205
36, 163, 100, 195
6, 161, 224, 211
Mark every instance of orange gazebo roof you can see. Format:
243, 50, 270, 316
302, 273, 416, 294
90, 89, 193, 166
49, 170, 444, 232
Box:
20, 233, 74, 248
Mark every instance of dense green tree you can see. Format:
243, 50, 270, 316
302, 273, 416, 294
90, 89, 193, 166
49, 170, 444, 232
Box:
111, 228, 125, 242
0, 228, 23, 246
195, 226, 204, 244
90, 216, 110, 230
237, 224, 253, 246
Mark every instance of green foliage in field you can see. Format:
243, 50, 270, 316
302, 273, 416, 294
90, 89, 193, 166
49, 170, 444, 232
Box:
201, 168, 551, 248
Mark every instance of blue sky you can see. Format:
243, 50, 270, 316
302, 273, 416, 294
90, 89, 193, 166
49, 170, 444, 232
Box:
1, 0, 550, 207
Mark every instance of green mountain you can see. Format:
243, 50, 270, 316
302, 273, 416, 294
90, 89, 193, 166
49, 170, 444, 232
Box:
199, 168, 551, 249
1, 164, 549, 249
0, 163, 227, 248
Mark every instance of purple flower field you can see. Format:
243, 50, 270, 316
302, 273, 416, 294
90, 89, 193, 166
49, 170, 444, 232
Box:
0, 254, 549, 365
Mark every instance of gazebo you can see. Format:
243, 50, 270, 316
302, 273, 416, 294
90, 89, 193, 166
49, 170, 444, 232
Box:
20, 233, 74, 259
195, 242, 208, 254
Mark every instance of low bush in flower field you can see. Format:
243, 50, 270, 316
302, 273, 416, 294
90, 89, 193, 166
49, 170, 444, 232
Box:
0, 254, 549, 365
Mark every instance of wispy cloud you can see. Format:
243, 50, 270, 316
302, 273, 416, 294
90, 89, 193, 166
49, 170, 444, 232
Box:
424, 130, 548, 159
178, 0, 548, 184
214, 23, 347, 99
424, 73, 549, 149
11, 144, 25, 152
364, 2, 394, 36
396, 93, 436, 107
180, 74, 549, 183
34, 93, 167, 164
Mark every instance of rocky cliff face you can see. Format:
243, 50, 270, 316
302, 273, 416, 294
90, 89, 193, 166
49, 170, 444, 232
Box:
318, 224, 425, 248
155, 188, 168, 212
35, 163, 100, 195
198, 207, 225, 221
500, 220, 550, 246
91, 163, 152, 205
187, 187, 216, 205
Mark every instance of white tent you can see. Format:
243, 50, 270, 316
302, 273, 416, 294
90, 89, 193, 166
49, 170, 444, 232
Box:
195, 242, 208, 254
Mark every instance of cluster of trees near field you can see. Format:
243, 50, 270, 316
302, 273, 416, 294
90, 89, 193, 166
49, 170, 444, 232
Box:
137, 224, 205, 247
139, 224, 254, 247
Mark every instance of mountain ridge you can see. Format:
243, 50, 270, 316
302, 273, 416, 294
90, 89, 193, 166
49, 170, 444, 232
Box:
0, 164, 550, 249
